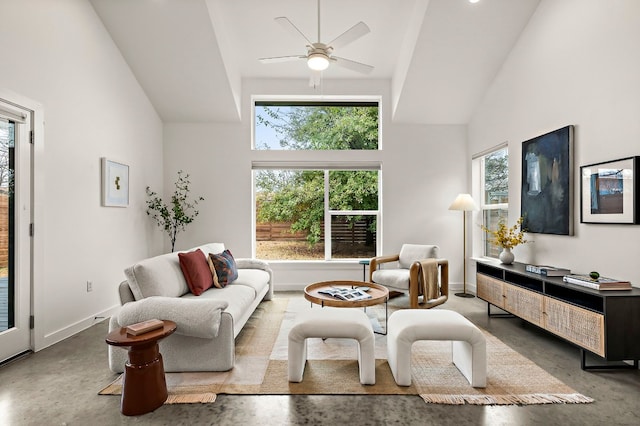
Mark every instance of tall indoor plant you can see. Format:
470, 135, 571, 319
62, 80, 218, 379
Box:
146, 170, 204, 252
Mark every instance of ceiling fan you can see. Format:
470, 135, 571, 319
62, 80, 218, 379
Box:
259, 0, 374, 86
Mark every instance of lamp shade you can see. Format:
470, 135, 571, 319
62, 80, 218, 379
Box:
448, 193, 479, 211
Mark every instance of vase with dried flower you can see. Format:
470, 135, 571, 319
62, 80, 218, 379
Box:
482, 216, 528, 265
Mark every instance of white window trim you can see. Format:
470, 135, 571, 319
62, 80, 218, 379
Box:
472, 143, 509, 260
251, 97, 382, 261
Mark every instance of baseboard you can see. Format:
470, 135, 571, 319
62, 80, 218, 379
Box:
276, 283, 308, 292
37, 304, 120, 352
453, 283, 476, 294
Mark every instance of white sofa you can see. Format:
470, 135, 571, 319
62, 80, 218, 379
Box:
108, 243, 273, 373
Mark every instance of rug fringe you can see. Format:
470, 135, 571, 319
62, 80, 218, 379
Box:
420, 393, 594, 406
165, 393, 217, 404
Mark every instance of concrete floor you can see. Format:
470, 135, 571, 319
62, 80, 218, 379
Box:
0, 292, 638, 426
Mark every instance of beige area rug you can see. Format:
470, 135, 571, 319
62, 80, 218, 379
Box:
99, 297, 593, 406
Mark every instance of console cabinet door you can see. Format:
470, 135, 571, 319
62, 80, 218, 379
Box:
503, 284, 544, 328
477, 274, 504, 309
544, 297, 605, 357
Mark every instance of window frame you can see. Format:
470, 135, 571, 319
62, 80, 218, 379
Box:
473, 144, 509, 259
251, 96, 382, 261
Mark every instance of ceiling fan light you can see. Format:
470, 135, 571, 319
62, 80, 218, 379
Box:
307, 53, 329, 71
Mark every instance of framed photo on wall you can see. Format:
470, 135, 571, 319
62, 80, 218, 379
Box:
101, 158, 129, 207
521, 125, 574, 235
580, 156, 639, 224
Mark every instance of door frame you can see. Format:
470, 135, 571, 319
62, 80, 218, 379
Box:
0, 89, 44, 356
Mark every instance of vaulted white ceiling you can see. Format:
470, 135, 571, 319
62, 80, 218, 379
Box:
89, 0, 540, 124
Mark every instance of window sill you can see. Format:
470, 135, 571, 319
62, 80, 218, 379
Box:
263, 260, 367, 270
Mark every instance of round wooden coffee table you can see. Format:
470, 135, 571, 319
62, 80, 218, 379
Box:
105, 320, 177, 416
304, 281, 389, 333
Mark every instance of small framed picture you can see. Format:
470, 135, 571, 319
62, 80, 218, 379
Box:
101, 158, 129, 207
580, 156, 639, 224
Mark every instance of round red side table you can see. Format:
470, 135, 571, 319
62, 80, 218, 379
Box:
105, 320, 176, 416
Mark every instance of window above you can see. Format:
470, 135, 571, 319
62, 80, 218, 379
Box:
254, 101, 379, 150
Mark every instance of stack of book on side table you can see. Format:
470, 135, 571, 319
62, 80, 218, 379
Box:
126, 319, 164, 336
562, 274, 632, 291
525, 264, 571, 277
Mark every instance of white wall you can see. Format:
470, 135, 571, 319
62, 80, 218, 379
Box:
468, 0, 640, 286
164, 78, 468, 290
0, 0, 164, 349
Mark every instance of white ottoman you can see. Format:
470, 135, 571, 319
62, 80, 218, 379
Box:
288, 308, 376, 385
387, 309, 486, 388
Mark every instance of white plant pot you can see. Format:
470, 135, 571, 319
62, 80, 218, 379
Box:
499, 248, 515, 265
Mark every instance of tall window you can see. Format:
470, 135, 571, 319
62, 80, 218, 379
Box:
480, 147, 508, 258
253, 100, 380, 260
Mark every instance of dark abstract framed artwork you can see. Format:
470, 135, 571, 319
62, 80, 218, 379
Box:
521, 126, 574, 235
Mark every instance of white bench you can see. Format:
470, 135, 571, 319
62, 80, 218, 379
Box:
288, 308, 376, 385
386, 309, 486, 387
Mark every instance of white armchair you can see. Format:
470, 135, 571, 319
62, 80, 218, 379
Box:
369, 244, 448, 309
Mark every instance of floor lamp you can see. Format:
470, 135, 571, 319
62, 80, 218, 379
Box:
449, 194, 479, 298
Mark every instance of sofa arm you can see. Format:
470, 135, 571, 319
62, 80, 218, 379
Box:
236, 258, 274, 301
117, 296, 229, 339
118, 280, 135, 305
236, 258, 270, 270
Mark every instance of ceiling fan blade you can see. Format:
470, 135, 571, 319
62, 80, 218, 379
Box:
328, 22, 370, 50
331, 56, 374, 74
275, 17, 314, 47
259, 55, 306, 64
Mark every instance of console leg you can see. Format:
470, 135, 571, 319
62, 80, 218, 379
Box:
581, 349, 639, 370
487, 303, 514, 318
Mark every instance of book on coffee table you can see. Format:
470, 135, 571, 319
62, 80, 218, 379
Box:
126, 319, 164, 336
317, 287, 372, 301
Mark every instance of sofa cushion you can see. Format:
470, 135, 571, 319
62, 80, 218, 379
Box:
398, 244, 439, 269
196, 242, 226, 256
125, 252, 189, 300
178, 249, 214, 296
208, 250, 238, 287
234, 269, 270, 294
182, 284, 256, 322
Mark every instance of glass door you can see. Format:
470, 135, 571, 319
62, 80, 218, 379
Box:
0, 119, 13, 334
0, 99, 32, 363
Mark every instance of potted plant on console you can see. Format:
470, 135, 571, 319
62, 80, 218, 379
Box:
482, 216, 528, 265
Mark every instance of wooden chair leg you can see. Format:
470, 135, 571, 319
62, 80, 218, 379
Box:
409, 278, 420, 309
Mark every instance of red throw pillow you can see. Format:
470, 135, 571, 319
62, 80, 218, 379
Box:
178, 249, 213, 296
